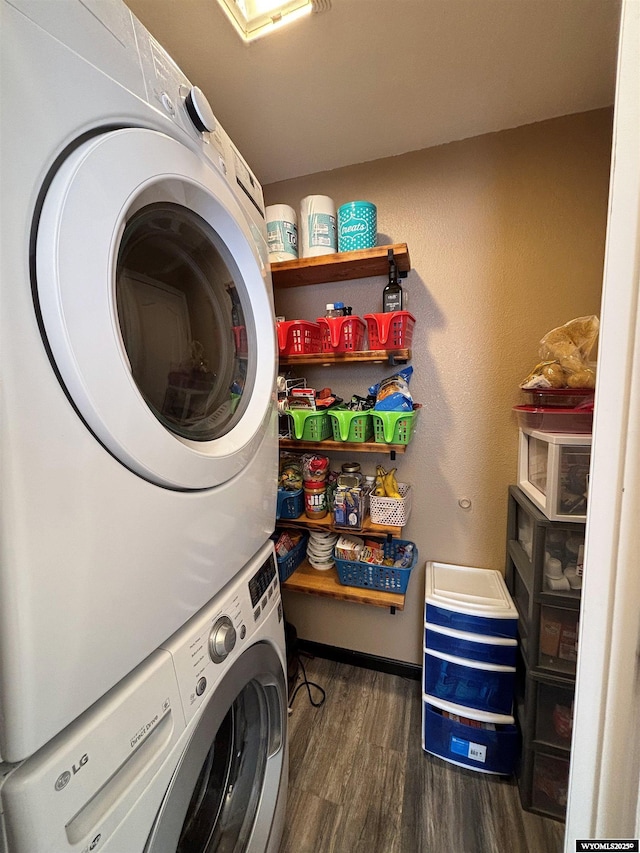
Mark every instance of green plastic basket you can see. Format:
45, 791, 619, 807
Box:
287, 409, 332, 441
372, 409, 419, 444
328, 408, 374, 443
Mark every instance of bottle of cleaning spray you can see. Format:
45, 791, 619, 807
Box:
382, 254, 403, 312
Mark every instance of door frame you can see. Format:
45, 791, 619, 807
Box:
565, 0, 640, 845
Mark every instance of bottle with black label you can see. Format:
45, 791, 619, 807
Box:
382, 255, 403, 313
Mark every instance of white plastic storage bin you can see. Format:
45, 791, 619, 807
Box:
424, 561, 519, 639
518, 428, 591, 522
422, 694, 519, 775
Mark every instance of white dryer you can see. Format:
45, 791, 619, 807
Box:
0, 541, 288, 853
0, 0, 278, 762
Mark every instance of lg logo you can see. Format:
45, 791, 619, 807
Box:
54, 754, 89, 791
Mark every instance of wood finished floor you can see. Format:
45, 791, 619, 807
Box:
279, 656, 565, 853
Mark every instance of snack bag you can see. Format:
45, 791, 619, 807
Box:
369, 366, 414, 411
279, 453, 303, 490
522, 316, 599, 390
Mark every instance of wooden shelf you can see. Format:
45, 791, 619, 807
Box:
281, 558, 405, 611
270, 243, 410, 288
279, 348, 411, 367
278, 438, 406, 454
277, 512, 402, 538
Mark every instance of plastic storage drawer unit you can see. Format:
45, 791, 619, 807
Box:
423, 648, 516, 716
532, 676, 575, 749
424, 561, 519, 639
517, 428, 591, 522
425, 623, 518, 667
422, 696, 519, 775
531, 750, 570, 820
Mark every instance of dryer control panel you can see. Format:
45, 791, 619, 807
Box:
132, 15, 228, 173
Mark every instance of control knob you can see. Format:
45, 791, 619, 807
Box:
209, 616, 236, 663
185, 86, 216, 134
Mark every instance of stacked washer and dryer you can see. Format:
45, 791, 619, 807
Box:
0, 1, 287, 850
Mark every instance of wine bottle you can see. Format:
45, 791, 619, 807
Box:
382, 256, 403, 312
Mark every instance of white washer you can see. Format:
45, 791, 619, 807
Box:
0, 0, 278, 762
0, 541, 288, 853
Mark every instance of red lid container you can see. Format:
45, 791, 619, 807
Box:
521, 387, 594, 409
513, 405, 593, 434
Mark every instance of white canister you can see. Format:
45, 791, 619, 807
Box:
266, 204, 298, 263
300, 195, 337, 257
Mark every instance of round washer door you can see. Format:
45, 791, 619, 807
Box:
36, 128, 276, 490
145, 642, 287, 853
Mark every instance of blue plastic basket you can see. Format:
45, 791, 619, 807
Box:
276, 532, 308, 583
334, 538, 417, 593
276, 488, 303, 520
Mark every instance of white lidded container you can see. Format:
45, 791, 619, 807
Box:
424, 561, 519, 638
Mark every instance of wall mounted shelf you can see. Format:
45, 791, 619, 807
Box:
279, 348, 411, 367
278, 438, 406, 456
281, 559, 405, 612
274, 241, 414, 614
279, 512, 402, 538
270, 243, 410, 288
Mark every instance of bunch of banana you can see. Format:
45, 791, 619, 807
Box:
374, 465, 401, 499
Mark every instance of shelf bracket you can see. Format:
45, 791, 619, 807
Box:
389, 606, 397, 615
386, 247, 408, 279
387, 247, 407, 284
387, 352, 408, 366
390, 450, 396, 462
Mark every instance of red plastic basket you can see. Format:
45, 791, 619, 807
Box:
364, 311, 415, 350
277, 320, 322, 355
316, 316, 366, 353
232, 325, 248, 355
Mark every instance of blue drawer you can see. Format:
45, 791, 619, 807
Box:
423, 649, 515, 715
425, 623, 517, 667
422, 700, 519, 775
425, 603, 518, 639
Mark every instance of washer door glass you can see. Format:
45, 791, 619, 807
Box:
36, 128, 276, 490
145, 643, 286, 853
177, 681, 269, 851
116, 202, 248, 442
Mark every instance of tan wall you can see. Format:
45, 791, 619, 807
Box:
265, 109, 612, 665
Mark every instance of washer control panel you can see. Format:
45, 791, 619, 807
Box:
162, 543, 281, 724
248, 551, 277, 618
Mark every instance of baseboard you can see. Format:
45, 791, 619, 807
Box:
297, 639, 421, 681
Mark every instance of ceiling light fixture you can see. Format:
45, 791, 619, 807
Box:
216, 0, 315, 43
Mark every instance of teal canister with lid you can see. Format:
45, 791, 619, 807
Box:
337, 201, 377, 252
